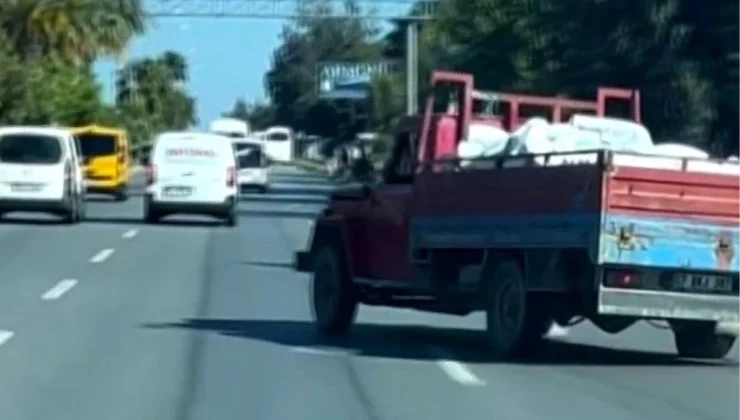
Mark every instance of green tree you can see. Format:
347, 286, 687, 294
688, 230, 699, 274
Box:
264, 0, 382, 137
0, 0, 145, 64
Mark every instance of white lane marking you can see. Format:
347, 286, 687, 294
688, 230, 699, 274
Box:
121, 229, 138, 239
89, 248, 115, 263
545, 323, 569, 338
41, 279, 77, 300
430, 347, 485, 386
0, 330, 14, 347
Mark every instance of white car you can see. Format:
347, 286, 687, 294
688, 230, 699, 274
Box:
144, 131, 239, 226
0, 126, 86, 223
235, 140, 269, 193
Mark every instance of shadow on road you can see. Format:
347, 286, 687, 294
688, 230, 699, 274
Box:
0, 217, 67, 225
267, 187, 332, 197
241, 260, 294, 269
237, 209, 319, 219
239, 195, 326, 205
145, 318, 733, 367
83, 216, 224, 227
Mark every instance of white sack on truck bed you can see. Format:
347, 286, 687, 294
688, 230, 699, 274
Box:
652, 143, 709, 158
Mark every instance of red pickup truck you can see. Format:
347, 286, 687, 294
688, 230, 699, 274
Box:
295, 71, 739, 359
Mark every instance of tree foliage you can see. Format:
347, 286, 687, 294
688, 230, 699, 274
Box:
250, 0, 737, 156
0, 0, 196, 150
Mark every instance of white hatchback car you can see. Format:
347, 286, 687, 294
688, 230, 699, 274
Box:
144, 131, 239, 226
0, 126, 86, 223
234, 139, 269, 193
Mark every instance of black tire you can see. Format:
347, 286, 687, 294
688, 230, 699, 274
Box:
114, 185, 129, 202
310, 246, 358, 337
143, 197, 160, 224
224, 210, 237, 227
77, 196, 86, 222
62, 193, 79, 224
673, 322, 736, 359
482, 259, 549, 359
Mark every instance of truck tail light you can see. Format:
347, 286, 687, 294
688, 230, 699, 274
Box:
226, 166, 235, 187
606, 270, 640, 288
146, 164, 157, 185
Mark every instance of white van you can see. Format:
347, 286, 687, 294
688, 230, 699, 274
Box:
144, 131, 239, 226
209, 118, 249, 139
235, 139, 269, 193
0, 126, 86, 223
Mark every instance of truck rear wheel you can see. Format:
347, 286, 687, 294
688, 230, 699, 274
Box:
310, 246, 357, 337
673, 323, 736, 359
483, 259, 549, 358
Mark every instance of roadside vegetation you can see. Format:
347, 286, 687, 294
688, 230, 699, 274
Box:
229, 0, 738, 159
0, 0, 197, 151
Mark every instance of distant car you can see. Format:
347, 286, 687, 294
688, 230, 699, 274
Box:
0, 126, 86, 223
235, 140, 269, 194
144, 131, 239, 226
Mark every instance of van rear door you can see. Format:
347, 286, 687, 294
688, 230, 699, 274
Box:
0, 133, 66, 200
154, 136, 230, 203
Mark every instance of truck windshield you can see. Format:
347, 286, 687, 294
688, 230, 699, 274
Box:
77, 134, 117, 157
0, 134, 63, 164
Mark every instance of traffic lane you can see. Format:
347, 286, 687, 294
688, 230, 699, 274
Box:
160, 203, 500, 420
0, 220, 216, 420
236, 167, 740, 420
0, 193, 149, 324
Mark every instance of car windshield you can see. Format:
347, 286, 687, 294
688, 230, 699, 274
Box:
77, 134, 117, 157
237, 145, 263, 168
0, 133, 62, 164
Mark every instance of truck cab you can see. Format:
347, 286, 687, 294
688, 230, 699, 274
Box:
295, 71, 739, 360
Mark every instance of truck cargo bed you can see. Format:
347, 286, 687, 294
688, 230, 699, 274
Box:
411, 151, 739, 273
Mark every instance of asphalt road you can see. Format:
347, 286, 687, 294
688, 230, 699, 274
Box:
0, 165, 735, 420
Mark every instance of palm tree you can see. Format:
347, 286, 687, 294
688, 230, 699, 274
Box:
0, 0, 146, 64
162, 50, 188, 82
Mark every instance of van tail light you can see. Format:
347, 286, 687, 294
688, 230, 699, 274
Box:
606, 270, 640, 288
146, 164, 157, 185
227, 166, 236, 187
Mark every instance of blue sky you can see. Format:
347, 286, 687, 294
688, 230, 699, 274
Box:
94, 18, 284, 129
93, 3, 406, 130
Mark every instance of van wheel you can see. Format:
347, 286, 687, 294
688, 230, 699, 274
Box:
224, 210, 237, 227
62, 194, 79, 224
144, 209, 160, 224
143, 198, 160, 224
673, 322, 736, 359
482, 259, 549, 359
77, 196, 86, 221
310, 246, 357, 337
115, 185, 129, 202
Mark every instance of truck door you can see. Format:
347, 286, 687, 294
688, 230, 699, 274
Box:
365, 133, 416, 282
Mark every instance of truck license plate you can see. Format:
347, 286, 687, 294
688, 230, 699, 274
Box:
163, 186, 193, 198
673, 273, 733, 293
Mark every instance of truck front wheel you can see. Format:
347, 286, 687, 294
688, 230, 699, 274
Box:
483, 259, 549, 359
673, 322, 736, 359
310, 246, 358, 337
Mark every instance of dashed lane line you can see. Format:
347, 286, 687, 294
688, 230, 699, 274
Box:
89, 248, 115, 263
41, 279, 78, 301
